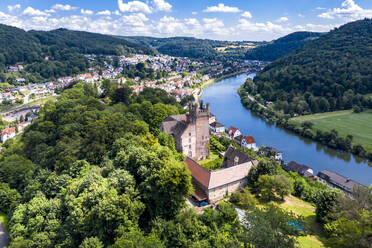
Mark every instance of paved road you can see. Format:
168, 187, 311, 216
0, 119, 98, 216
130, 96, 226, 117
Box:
0, 223, 8, 248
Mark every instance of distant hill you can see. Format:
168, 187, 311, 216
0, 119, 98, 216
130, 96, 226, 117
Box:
252, 19, 372, 114
122, 36, 262, 60
0, 24, 155, 81
245, 31, 323, 61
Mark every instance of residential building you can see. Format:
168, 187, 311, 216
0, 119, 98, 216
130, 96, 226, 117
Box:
227, 126, 241, 139
283, 161, 314, 178
1, 127, 16, 143
260, 147, 283, 161
317, 170, 365, 196
160, 101, 210, 161
185, 149, 258, 203
209, 113, 216, 124
210, 121, 225, 134
241, 136, 258, 151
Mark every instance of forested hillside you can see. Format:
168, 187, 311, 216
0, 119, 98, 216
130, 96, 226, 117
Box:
123, 36, 261, 60
0, 25, 155, 79
252, 19, 372, 115
245, 31, 322, 61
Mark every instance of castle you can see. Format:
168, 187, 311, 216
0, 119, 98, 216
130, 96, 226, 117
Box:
160, 101, 210, 161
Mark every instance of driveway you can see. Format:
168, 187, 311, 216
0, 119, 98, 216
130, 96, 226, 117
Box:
0, 223, 8, 248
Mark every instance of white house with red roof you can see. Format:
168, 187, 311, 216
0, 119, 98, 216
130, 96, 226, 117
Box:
241, 136, 258, 151
1, 127, 16, 143
227, 126, 241, 139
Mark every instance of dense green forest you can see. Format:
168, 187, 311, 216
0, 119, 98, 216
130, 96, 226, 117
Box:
0, 81, 370, 247
0, 83, 303, 247
122, 36, 262, 60
0, 24, 155, 81
245, 31, 322, 61
251, 19, 372, 115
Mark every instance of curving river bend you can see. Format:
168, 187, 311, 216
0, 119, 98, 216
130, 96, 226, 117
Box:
201, 73, 372, 186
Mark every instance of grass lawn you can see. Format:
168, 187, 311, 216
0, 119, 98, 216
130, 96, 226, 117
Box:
0, 213, 8, 232
279, 195, 325, 248
198, 151, 223, 170
291, 110, 372, 152
255, 195, 326, 248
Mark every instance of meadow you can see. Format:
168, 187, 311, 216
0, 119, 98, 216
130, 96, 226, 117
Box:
291, 110, 372, 152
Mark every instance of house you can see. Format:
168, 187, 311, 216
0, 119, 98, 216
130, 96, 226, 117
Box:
283, 161, 314, 178
317, 170, 365, 196
241, 136, 258, 151
227, 126, 241, 139
210, 121, 225, 134
209, 113, 216, 124
185, 150, 258, 203
1, 127, 16, 143
260, 147, 282, 161
160, 101, 210, 161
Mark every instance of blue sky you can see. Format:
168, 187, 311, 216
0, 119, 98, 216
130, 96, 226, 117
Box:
0, 0, 372, 41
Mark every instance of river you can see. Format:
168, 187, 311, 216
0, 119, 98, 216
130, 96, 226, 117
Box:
201, 73, 372, 186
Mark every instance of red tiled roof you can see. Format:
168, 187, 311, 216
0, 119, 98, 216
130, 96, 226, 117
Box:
185, 157, 210, 188
1, 127, 15, 136
243, 136, 256, 144
227, 126, 239, 136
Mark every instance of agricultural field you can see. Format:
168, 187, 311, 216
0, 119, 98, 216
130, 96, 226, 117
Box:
291, 110, 372, 152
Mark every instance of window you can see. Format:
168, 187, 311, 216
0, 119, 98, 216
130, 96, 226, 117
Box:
189, 132, 191, 136
189, 138, 191, 143
202, 136, 204, 140
189, 145, 191, 149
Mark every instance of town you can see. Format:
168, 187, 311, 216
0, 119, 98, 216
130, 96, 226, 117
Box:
1, 54, 264, 144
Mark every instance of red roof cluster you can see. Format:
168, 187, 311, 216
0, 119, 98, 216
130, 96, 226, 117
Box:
1, 127, 16, 136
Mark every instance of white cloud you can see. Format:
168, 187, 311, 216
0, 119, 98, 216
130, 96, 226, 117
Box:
298, 13, 304, 18
118, 0, 152, 14
318, 0, 372, 20
23, 7, 50, 16
52, 4, 78, 11
113, 10, 121, 15
122, 13, 148, 26
45, 9, 56, 13
237, 19, 291, 33
153, 0, 172, 12
203, 3, 241, 13
277, 17, 288, 22
8, 4, 21, 12
81, 9, 94, 15
192, 11, 197, 15
97, 10, 111, 15
241, 11, 252, 19
316, 7, 326, 10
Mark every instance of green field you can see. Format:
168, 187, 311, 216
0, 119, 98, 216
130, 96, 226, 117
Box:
291, 110, 372, 152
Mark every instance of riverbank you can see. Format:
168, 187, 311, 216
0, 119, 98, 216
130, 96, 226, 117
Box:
291, 110, 372, 154
201, 73, 372, 185
196, 70, 247, 101
238, 83, 372, 162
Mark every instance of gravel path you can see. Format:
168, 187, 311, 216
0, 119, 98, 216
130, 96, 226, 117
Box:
0, 223, 8, 248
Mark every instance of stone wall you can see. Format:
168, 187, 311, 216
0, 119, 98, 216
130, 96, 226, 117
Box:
207, 178, 248, 203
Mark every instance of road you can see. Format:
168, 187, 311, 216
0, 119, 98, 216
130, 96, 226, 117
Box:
0, 223, 8, 248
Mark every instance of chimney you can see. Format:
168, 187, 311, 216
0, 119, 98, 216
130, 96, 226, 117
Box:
200, 100, 204, 109
206, 103, 210, 111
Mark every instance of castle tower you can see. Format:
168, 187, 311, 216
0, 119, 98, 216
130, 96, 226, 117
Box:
194, 101, 210, 160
